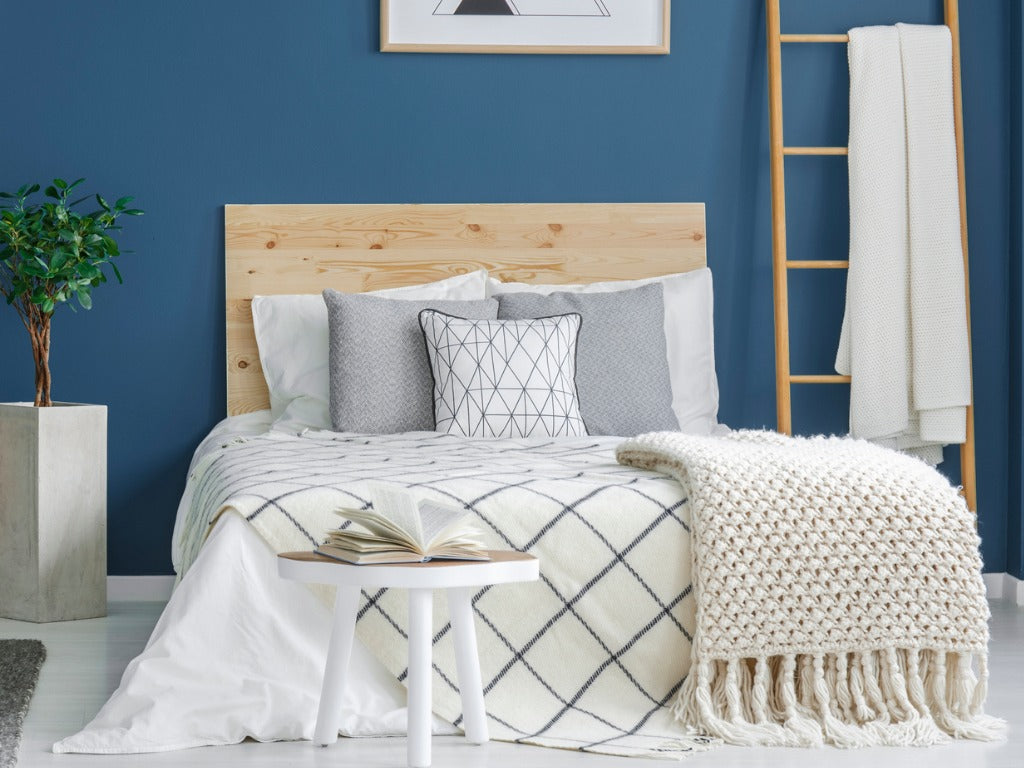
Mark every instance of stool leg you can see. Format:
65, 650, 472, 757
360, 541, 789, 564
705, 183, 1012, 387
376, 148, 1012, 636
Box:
313, 586, 361, 747
407, 588, 433, 768
448, 587, 489, 745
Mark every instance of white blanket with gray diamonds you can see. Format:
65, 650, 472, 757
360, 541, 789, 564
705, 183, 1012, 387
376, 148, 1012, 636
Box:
177, 430, 712, 759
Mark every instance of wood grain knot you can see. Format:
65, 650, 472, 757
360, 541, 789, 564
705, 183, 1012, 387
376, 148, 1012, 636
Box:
539, 242, 553, 248
266, 240, 276, 249
247, 269, 256, 275
548, 223, 563, 232
370, 243, 383, 249
467, 224, 481, 232
238, 360, 249, 369
693, 232, 704, 241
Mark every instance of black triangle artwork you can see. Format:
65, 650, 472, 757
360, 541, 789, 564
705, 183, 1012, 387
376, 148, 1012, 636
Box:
453, 0, 514, 14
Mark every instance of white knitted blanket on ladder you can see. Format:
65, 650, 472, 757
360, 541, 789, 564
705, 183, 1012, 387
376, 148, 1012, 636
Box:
617, 430, 1004, 748
836, 24, 971, 466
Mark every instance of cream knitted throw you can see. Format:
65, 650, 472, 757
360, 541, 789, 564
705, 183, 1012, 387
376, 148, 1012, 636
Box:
617, 430, 1004, 748
836, 25, 971, 466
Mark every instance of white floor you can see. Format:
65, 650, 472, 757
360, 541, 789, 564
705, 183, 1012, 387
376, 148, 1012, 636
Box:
2, 600, 1021, 768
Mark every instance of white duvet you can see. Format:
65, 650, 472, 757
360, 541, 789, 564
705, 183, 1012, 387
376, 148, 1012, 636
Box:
57, 415, 697, 758
55, 414, 455, 754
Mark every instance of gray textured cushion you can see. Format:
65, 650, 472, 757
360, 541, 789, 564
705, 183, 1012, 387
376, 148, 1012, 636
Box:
323, 290, 498, 433
497, 283, 678, 436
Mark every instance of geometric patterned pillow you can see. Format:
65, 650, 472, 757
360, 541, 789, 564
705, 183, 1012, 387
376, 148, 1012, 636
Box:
418, 309, 588, 438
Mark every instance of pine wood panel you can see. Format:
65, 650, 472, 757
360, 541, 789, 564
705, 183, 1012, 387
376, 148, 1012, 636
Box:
225, 203, 707, 416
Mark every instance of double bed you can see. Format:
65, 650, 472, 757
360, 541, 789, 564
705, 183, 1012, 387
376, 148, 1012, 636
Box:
56, 203, 716, 758
55, 203, 997, 758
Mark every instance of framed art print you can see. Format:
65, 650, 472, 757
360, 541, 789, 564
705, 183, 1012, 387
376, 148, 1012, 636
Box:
381, 0, 670, 55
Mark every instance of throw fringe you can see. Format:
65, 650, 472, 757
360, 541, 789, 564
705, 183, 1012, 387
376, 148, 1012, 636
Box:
674, 649, 1005, 748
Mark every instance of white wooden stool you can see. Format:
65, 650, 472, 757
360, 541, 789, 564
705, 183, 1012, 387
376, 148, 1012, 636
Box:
277, 550, 539, 768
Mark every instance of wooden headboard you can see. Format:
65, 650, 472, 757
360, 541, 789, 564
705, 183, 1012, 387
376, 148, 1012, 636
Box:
225, 203, 707, 415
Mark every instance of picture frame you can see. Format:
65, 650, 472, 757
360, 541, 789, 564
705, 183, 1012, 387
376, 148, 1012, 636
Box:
380, 0, 670, 55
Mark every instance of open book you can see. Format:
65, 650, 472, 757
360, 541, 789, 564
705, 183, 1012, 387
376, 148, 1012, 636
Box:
316, 484, 490, 565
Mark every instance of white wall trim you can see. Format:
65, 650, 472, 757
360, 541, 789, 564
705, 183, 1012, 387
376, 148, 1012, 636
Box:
1011, 573, 1024, 607
107, 576, 175, 602
984, 572, 1005, 600
983, 572, 1024, 606
109, 573, 1024, 606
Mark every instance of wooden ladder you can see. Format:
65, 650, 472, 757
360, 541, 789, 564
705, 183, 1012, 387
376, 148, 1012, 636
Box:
765, 0, 977, 512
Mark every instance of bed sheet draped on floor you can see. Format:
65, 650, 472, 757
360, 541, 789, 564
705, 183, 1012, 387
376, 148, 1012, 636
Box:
58, 429, 710, 759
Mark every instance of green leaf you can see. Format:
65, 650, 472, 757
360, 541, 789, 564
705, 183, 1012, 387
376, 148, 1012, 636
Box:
122, 209, 144, 216
110, 262, 123, 284
0, 181, 139, 324
50, 251, 69, 271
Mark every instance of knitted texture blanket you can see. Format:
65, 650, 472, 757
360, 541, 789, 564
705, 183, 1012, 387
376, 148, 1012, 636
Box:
617, 430, 1004, 748
836, 25, 970, 465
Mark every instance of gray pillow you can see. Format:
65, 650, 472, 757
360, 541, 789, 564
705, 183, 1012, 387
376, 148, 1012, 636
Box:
323, 290, 498, 433
497, 283, 678, 436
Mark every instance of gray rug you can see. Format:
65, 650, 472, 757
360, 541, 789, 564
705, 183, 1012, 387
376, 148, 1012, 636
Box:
0, 641, 46, 768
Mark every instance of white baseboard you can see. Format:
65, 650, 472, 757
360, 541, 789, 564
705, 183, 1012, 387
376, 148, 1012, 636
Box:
109, 573, 1023, 606
983, 572, 1024, 606
107, 575, 175, 602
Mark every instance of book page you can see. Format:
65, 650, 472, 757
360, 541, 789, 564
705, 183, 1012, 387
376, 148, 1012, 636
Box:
419, 500, 477, 551
333, 507, 418, 549
370, 483, 425, 547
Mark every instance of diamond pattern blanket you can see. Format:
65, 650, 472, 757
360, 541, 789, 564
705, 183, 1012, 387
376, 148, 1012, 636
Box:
178, 430, 714, 758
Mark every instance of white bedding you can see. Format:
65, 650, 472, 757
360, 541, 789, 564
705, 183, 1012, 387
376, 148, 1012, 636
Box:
169, 410, 274, 573
59, 416, 698, 758
59, 413, 455, 754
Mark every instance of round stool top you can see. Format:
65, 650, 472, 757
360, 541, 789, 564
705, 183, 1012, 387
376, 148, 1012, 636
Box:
277, 550, 539, 589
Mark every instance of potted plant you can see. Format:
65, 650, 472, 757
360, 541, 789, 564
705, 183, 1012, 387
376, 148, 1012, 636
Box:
0, 178, 142, 622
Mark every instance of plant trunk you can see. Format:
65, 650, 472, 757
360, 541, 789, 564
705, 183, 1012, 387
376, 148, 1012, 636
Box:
30, 313, 52, 407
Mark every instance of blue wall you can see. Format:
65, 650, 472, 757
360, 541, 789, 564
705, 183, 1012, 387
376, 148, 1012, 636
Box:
1010, 1, 1024, 582
0, 1, 1014, 575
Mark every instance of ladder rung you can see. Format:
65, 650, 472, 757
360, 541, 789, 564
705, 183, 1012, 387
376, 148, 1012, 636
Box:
779, 34, 849, 43
786, 260, 849, 269
783, 146, 848, 156
790, 374, 852, 384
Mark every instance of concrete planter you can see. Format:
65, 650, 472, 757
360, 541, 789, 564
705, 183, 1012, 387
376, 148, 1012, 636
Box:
0, 402, 107, 622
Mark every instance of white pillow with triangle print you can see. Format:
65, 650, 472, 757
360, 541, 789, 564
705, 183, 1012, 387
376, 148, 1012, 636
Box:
418, 310, 588, 439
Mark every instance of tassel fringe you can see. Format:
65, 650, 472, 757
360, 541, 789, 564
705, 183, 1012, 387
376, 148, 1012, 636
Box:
673, 649, 1005, 748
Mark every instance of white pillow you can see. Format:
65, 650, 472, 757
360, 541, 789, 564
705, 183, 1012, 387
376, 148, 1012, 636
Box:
253, 270, 489, 431
486, 268, 720, 435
